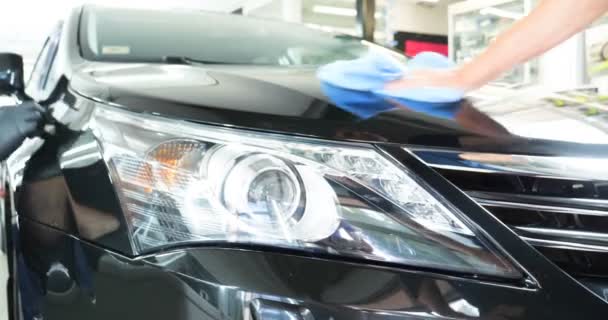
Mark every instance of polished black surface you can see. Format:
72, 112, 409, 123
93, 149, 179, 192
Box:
4, 4, 608, 320
9, 107, 608, 317
71, 63, 608, 157
14, 219, 608, 319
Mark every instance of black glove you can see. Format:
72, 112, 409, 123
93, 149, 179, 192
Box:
0, 101, 44, 161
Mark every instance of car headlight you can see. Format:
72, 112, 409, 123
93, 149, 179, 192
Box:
92, 106, 520, 278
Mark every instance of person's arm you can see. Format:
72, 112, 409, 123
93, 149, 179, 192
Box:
387, 0, 608, 92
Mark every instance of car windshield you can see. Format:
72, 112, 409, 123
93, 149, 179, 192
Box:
80, 6, 400, 66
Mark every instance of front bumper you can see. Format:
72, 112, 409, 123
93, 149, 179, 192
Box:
15, 219, 608, 320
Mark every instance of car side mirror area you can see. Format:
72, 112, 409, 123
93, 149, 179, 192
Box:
0, 53, 26, 98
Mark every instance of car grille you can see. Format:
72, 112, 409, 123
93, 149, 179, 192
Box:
413, 149, 608, 299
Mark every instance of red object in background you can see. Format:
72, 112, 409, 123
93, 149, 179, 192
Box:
405, 40, 448, 57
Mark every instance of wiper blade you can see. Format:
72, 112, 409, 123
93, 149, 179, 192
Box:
162, 56, 234, 65
334, 34, 361, 41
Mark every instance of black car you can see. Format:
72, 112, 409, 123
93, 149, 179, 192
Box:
1, 5, 607, 320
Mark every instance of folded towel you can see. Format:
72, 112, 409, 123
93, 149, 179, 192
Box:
318, 51, 464, 119
316, 50, 406, 92
319, 82, 396, 119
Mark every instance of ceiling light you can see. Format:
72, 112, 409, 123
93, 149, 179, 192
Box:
312, 5, 357, 17
311, 5, 382, 19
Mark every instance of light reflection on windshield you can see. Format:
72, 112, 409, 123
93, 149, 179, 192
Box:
80, 6, 404, 66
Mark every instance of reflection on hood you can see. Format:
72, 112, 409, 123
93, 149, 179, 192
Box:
320, 82, 510, 138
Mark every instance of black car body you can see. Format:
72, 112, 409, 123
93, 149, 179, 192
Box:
1, 5, 608, 320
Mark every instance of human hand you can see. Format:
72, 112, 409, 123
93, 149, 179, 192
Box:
0, 101, 44, 161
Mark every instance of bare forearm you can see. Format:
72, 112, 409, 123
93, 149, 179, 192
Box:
458, 0, 608, 89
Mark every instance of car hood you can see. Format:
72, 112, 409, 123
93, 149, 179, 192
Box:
71, 62, 608, 157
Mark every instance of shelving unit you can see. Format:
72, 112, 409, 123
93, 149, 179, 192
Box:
448, 0, 537, 87
586, 16, 608, 88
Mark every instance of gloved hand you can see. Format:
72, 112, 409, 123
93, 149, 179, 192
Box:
0, 101, 44, 161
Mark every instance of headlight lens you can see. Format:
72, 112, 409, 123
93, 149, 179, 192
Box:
92, 106, 520, 278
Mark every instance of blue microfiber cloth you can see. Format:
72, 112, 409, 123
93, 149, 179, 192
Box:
393, 99, 461, 120
319, 82, 397, 119
318, 51, 464, 120
317, 50, 406, 91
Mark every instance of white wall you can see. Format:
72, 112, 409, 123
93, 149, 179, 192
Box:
539, 34, 586, 90
387, 0, 449, 36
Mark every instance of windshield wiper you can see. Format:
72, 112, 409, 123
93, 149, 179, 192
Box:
162, 56, 235, 65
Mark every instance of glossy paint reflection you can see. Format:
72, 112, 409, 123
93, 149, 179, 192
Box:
71, 63, 608, 157
413, 148, 608, 181
9, 96, 608, 319
14, 219, 526, 320
10, 141, 608, 319
320, 82, 510, 139
15, 125, 132, 256
16, 217, 608, 319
